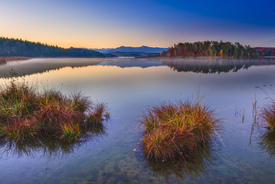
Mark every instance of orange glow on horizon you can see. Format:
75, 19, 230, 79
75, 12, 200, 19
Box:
1, 30, 173, 49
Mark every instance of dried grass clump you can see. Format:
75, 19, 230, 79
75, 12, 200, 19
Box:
260, 102, 275, 132
0, 80, 109, 142
140, 100, 220, 161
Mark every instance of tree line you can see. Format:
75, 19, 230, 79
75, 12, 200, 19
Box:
254, 47, 275, 57
0, 37, 104, 58
160, 41, 259, 58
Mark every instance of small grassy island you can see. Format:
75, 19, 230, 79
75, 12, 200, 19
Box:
0, 79, 109, 142
140, 100, 220, 161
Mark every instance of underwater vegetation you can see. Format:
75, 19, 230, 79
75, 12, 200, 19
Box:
140, 100, 221, 161
0, 78, 109, 142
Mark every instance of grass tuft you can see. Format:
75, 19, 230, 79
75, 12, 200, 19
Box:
140, 100, 221, 161
36, 102, 83, 134
0, 79, 109, 142
71, 92, 91, 113
86, 103, 110, 124
60, 122, 81, 141
1, 117, 39, 141
260, 102, 275, 132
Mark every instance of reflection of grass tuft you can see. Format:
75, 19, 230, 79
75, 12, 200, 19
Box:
0, 79, 109, 142
140, 100, 221, 161
258, 131, 275, 156
144, 141, 216, 182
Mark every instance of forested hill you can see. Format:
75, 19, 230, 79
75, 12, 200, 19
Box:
0, 37, 104, 58
254, 47, 275, 57
160, 41, 259, 58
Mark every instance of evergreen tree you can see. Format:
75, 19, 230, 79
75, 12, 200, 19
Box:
0, 37, 105, 58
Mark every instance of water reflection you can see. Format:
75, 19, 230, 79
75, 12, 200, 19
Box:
99, 58, 165, 68
258, 131, 275, 157
1, 58, 275, 78
0, 58, 274, 183
144, 141, 219, 182
0, 122, 106, 159
0, 58, 104, 78
160, 58, 275, 74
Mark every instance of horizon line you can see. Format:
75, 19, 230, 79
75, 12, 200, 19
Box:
1, 36, 274, 49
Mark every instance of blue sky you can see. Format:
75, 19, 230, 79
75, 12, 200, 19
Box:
0, 0, 274, 48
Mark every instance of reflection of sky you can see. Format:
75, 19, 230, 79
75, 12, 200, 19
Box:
0, 0, 274, 48
1, 58, 275, 79
1, 59, 275, 183
2, 59, 274, 105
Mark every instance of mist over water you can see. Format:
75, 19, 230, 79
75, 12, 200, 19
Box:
0, 58, 274, 183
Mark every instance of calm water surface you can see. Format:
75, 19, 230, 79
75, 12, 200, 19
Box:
0, 58, 275, 183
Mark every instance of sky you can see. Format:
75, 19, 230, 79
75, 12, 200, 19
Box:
0, 0, 274, 48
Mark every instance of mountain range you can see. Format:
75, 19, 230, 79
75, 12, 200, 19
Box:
92, 46, 168, 54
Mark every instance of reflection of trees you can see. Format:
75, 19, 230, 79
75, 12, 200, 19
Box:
0, 123, 106, 158
0, 58, 104, 78
258, 131, 275, 157
2, 58, 275, 78
161, 59, 275, 74
144, 141, 218, 182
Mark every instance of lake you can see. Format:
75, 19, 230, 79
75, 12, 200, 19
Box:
0, 57, 275, 183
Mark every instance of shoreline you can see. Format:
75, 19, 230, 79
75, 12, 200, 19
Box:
141, 56, 266, 59
0, 57, 30, 64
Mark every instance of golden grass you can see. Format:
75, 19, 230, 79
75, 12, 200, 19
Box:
0, 80, 109, 142
140, 100, 221, 161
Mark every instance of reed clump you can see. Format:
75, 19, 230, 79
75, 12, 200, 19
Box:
140, 100, 220, 161
0, 80, 109, 142
260, 102, 275, 132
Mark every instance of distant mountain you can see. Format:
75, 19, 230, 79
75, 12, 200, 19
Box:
93, 48, 112, 53
93, 46, 168, 54
0, 37, 105, 58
